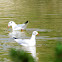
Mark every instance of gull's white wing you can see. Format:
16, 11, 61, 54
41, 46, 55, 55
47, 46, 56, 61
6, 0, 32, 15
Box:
17, 24, 25, 27
17, 24, 27, 29
17, 21, 29, 29
14, 39, 30, 45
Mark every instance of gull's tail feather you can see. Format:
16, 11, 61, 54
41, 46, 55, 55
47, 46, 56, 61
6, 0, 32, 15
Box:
13, 37, 18, 39
24, 21, 28, 24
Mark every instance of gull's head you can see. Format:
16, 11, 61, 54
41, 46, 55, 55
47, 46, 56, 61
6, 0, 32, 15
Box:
8, 21, 15, 28
32, 31, 39, 35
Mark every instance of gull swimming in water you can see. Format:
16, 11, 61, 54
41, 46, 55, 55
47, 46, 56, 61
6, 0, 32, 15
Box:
8, 21, 28, 31
13, 31, 39, 46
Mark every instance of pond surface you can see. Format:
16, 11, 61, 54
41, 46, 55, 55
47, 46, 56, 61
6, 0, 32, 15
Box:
0, 0, 62, 62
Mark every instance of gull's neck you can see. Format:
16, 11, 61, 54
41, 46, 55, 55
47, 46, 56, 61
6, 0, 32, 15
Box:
12, 23, 17, 30
30, 34, 36, 46
31, 34, 36, 40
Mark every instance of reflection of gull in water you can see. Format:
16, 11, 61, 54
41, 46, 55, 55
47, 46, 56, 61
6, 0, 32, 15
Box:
21, 46, 36, 58
8, 31, 26, 38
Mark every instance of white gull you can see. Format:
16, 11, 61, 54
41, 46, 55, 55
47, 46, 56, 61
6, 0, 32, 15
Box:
13, 31, 39, 46
8, 21, 28, 31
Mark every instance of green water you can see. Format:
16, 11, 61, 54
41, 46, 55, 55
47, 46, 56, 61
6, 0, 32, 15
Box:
0, 0, 62, 62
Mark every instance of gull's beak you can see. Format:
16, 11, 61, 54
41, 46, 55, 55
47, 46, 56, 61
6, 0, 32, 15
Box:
37, 33, 39, 35
8, 26, 9, 28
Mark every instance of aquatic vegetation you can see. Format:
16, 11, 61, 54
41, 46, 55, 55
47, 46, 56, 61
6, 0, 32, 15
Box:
55, 42, 62, 62
9, 48, 36, 62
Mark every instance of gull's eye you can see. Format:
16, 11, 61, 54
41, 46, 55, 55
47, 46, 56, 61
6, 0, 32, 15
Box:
33, 32, 36, 35
11, 22, 12, 23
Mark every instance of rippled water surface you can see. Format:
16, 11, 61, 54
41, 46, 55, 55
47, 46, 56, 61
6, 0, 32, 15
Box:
0, 0, 62, 62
